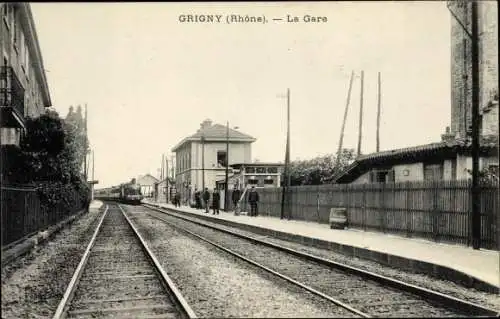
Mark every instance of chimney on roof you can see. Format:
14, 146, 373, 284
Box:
441, 126, 455, 143
200, 119, 212, 130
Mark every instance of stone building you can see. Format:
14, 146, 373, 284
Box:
171, 119, 256, 204
448, 1, 498, 139
1, 3, 51, 146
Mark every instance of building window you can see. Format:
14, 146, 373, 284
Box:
424, 163, 444, 181
267, 167, 278, 174
217, 151, 227, 167
256, 167, 266, 174
245, 167, 255, 174
264, 179, 274, 185
370, 169, 394, 183
248, 179, 258, 185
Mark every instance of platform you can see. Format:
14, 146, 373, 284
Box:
144, 200, 499, 293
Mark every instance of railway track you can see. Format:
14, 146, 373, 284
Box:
141, 203, 499, 318
53, 203, 196, 319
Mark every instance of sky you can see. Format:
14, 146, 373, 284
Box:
31, 2, 452, 189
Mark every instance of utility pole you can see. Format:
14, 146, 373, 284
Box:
376, 72, 382, 152
336, 71, 355, 166
161, 154, 164, 180
83, 104, 88, 181
446, 0, 481, 249
201, 134, 205, 191
165, 155, 169, 203
357, 71, 364, 157
224, 121, 229, 211
280, 88, 291, 220
470, 1, 480, 250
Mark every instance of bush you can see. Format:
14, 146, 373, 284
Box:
6, 110, 90, 211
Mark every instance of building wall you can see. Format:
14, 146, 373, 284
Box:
191, 141, 251, 169
1, 4, 48, 118
351, 171, 371, 184
456, 154, 498, 179
450, 1, 498, 139
394, 163, 424, 182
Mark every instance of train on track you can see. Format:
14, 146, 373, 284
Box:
95, 179, 144, 205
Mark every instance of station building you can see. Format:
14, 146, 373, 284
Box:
171, 119, 256, 204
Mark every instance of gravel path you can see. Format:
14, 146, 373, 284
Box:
1, 206, 105, 319
154, 208, 500, 312
127, 209, 357, 318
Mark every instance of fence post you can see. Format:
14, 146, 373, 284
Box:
363, 184, 367, 231
405, 181, 411, 238
316, 186, 320, 223
381, 183, 386, 233
432, 180, 439, 242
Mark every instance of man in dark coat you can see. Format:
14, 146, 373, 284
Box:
248, 186, 259, 217
212, 188, 220, 215
231, 186, 241, 212
202, 188, 210, 213
175, 192, 181, 207
194, 190, 202, 209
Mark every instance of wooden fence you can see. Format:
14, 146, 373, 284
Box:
229, 180, 499, 250
1, 185, 87, 247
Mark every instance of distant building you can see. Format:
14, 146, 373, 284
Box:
217, 162, 284, 189
136, 174, 159, 197
153, 177, 175, 203
171, 119, 256, 203
1, 3, 52, 146
334, 138, 498, 184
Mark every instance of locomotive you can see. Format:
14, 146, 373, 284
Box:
119, 180, 143, 205
95, 179, 143, 205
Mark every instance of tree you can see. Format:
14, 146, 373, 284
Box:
8, 109, 90, 210
285, 149, 356, 186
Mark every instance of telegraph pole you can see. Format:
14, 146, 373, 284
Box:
201, 134, 205, 191
280, 88, 291, 220
376, 72, 382, 152
225, 121, 229, 211
165, 155, 169, 202
357, 71, 364, 157
83, 104, 88, 181
470, 1, 480, 250
446, 0, 481, 249
337, 71, 355, 166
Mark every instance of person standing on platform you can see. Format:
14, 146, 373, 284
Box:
175, 192, 181, 207
231, 186, 241, 212
212, 188, 220, 215
248, 186, 259, 217
202, 187, 210, 213
194, 190, 201, 209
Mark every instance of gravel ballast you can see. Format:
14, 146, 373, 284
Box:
1, 206, 105, 318
146, 207, 500, 313
144, 210, 465, 317
127, 209, 356, 318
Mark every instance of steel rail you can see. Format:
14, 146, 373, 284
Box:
53, 205, 109, 319
139, 206, 369, 318
118, 204, 197, 319
143, 203, 500, 318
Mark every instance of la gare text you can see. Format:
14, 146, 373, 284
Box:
178, 14, 328, 24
